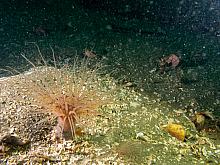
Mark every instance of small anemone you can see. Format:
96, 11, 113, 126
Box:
19, 44, 118, 140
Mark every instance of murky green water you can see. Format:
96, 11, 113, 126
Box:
1, 2, 219, 164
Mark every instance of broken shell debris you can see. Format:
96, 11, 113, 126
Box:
162, 123, 186, 141
1, 68, 220, 164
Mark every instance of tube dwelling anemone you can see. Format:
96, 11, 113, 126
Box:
20, 45, 117, 140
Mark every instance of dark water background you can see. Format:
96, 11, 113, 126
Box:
0, 0, 219, 116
